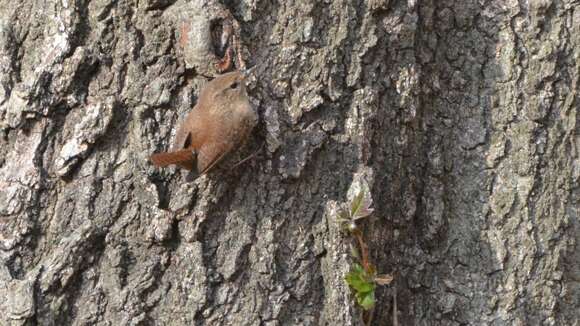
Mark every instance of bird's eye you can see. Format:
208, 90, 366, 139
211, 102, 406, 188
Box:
230, 82, 239, 89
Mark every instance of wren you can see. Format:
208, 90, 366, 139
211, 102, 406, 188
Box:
150, 70, 257, 174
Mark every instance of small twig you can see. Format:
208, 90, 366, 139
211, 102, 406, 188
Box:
354, 229, 371, 271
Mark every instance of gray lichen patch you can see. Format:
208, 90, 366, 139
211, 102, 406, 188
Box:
54, 100, 114, 177
0, 122, 45, 252
0, 129, 42, 214
263, 105, 282, 153
3, 278, 36, 323
277, 123, 326, 179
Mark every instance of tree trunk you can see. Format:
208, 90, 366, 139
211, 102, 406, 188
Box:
0, 0, 578, 325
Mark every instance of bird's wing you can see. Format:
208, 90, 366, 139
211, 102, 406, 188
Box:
172, 122, 191, 151
150, 150, 195, 170
172, 106, 205, 151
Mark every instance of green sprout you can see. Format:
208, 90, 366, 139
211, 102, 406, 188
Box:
337, 189, 393, 314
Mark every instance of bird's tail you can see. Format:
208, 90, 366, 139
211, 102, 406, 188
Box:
150, 150, 195, 170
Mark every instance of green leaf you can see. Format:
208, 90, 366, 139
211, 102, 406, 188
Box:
349, 278, 373, 293
350, 191, 364, 217
352, 190, 373, 220
352, 263, 364, 274
346, 273, 370, 293
357, 291, 375, 310
345, 264, 375, 293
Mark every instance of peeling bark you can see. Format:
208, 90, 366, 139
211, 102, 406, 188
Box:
0, 0, 578, 325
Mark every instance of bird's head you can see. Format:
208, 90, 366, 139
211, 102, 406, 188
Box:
209, 70, 250, 104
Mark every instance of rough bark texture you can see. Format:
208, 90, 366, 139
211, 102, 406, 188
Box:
0, 0, 578, 325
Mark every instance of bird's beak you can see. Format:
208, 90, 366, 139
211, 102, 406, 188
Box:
241, 65, 257, 80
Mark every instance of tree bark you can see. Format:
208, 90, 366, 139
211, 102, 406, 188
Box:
0, 0, 578, 325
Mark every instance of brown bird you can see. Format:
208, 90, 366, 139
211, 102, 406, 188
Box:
150, 70, 257, 174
